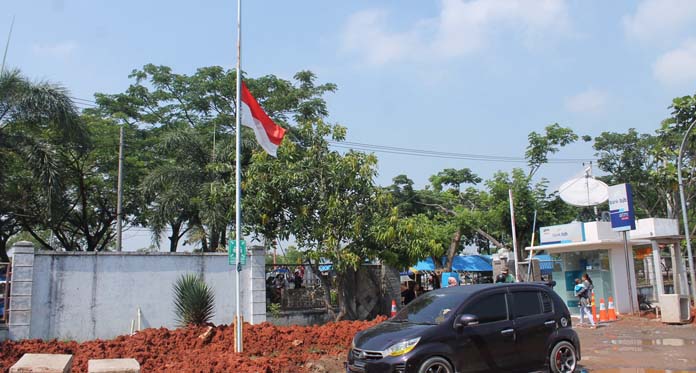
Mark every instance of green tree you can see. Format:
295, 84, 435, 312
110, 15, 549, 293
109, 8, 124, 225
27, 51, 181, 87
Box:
0, 69, 85, 259
246, 121, 385, 320
93, 65, 336, 251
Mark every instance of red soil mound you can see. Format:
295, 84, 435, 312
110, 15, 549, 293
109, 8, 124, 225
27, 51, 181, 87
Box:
0, 317, 385, 373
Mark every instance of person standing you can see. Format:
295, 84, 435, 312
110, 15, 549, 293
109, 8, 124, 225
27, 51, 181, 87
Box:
574, 278, 596, 328
496, 267, 515, 283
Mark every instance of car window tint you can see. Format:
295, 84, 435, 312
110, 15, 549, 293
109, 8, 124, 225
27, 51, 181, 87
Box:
512, 291, 542, 318
541, 291, 553, 314
462, 293, 508, 324
393, 291, 465, 325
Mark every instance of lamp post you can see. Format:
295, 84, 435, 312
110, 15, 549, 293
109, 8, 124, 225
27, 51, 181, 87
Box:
677, 119, 696, 302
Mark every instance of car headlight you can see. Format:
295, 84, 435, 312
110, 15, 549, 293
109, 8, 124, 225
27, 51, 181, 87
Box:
383, 337, 420, 357
351, 335, 356, 349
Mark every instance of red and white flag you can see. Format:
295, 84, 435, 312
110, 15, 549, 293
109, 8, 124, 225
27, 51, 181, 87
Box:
240, 82, 286, 157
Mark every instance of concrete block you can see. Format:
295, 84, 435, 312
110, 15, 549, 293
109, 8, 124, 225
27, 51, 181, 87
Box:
12, 253, 35, 267
88, 359, 140, 373
11, 266, 33, 282
8, 309, 31, 325
9, 295, 32, 311
8, 325, 30, 340
10, 353, 72, 373
10, 281, 33, 296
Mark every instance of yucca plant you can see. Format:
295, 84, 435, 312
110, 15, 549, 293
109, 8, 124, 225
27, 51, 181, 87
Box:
173, 273, 216, 327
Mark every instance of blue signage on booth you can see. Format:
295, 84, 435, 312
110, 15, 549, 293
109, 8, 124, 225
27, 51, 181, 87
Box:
608, 183, 636, 232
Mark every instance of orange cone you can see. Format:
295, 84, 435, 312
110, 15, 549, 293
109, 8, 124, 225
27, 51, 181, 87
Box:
390, 300, 397, 317
599, 298, 608, 322
591, 293, 597, 323
608, 296, 617, 321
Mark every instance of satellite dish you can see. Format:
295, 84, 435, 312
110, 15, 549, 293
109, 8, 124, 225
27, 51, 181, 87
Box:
559, 164, 609, 207
559, 176, 609, 206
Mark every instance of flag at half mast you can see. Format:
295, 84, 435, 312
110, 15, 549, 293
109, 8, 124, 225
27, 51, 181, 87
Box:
240, 82, 286, 157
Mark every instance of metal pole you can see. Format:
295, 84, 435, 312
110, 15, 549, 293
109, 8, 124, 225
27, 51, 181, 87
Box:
509, 189, 519, 280
677, 119, 696, 303
527, 210, 537, 281
234, 0, 243, 354
622, 231, 636, 314
1, 16, 15, 74
116, 125, 124, 252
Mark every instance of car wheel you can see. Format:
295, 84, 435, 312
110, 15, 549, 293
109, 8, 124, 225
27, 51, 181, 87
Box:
549, 340, 577, 373
418, 356, 453, 373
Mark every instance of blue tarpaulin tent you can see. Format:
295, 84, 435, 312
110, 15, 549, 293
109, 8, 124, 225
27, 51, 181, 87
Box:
529, 254, 557, 275
451, 255, 493, 272
412, 255, 492, 272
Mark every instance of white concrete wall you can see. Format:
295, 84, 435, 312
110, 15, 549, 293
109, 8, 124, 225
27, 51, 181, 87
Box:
9, 244, 265, 342
609, 245, 637, 314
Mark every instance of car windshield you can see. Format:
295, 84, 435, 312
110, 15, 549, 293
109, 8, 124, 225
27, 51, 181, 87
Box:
391, 291, 465, 325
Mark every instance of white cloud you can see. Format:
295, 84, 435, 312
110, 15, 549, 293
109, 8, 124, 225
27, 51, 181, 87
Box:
341, 0, 571, 66
623, 0, 696, 43
341, 10, 420, 66
653, 40, 696, 86
31, 41, 78, 59
565, 89, 608, 114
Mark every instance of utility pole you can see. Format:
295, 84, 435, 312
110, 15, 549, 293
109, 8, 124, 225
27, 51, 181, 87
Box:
116, 125, 124, 251
677, 119, 696, 302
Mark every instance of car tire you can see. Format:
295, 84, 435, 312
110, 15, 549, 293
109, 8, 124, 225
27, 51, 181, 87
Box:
549, 340, 577, 373
418, 356, 454, 373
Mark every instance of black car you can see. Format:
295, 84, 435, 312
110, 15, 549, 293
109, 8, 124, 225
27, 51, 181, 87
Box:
347, 283, 580, 373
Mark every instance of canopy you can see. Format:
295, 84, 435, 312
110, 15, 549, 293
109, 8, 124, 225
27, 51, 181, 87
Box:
451, 255, 493, 272
529, 254, 557, 275
412, 255, 493, 272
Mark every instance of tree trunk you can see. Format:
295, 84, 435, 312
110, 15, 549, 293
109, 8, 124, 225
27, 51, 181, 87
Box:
444, 228, 462, 272
169, 222, 181, 253
0, 237, 9, 262
335, 267, 359, 321
308, 259, 336, 320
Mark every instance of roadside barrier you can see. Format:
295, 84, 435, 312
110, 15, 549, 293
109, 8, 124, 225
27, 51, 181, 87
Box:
608, 296, 617, 321
599, 298, 608, 322
390, 300, 397, 317
591, 293, 597, 322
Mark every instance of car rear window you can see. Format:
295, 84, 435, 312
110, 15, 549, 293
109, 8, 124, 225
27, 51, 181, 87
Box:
541, 291, 553, 313
512, 291, 542, 318
462, 293, 508, 324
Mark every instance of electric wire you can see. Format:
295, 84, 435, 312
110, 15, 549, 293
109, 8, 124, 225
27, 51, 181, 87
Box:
69, 95, 597, 164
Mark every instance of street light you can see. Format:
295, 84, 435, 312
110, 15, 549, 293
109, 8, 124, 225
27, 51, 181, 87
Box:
677, 119, 696, 302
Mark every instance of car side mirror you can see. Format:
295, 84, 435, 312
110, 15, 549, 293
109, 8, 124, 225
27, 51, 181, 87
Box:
455, 314, 479, 329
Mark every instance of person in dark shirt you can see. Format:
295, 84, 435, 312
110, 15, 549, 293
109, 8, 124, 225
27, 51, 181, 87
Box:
401, 281, 416, 305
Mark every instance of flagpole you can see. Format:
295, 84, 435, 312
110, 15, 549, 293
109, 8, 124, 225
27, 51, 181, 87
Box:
1, 16, 16, 74
234, 0, 243, 354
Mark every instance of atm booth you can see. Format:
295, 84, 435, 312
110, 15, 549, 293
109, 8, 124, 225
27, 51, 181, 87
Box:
526, 218, 681, 315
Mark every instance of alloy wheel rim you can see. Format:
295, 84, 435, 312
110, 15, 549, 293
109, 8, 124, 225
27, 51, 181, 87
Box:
425, 362, 450, 373
554, 345, 576, 372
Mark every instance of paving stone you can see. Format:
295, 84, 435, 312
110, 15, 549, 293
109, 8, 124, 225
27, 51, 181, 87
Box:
88, 359, 140, 373
10, 353, 72, 373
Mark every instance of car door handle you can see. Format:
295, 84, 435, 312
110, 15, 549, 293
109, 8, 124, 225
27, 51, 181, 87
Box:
501, 328, 514, 336
544, 320, 556, 326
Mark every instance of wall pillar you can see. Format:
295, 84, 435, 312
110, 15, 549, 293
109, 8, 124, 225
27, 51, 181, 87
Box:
246, 246, 266, 324
8, 241, 35, 340
651, 240, 665, 302
673, 242, 689, 296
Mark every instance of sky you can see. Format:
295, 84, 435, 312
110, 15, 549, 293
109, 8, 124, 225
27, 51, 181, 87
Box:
4, 0, 696, 250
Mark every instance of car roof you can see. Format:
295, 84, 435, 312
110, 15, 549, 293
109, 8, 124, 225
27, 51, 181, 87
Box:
432, 282, 553, 296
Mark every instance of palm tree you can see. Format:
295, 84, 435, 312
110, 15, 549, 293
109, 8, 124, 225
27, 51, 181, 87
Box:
0, 69, 85, 261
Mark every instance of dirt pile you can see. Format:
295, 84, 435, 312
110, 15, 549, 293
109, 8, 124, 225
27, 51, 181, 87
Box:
0, 317, 385, 373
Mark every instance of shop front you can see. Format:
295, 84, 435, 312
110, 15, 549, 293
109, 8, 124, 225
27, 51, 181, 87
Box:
527, 221, 649, 315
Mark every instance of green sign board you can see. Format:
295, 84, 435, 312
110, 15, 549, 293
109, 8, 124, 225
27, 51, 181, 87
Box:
228, 240, 247, 265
